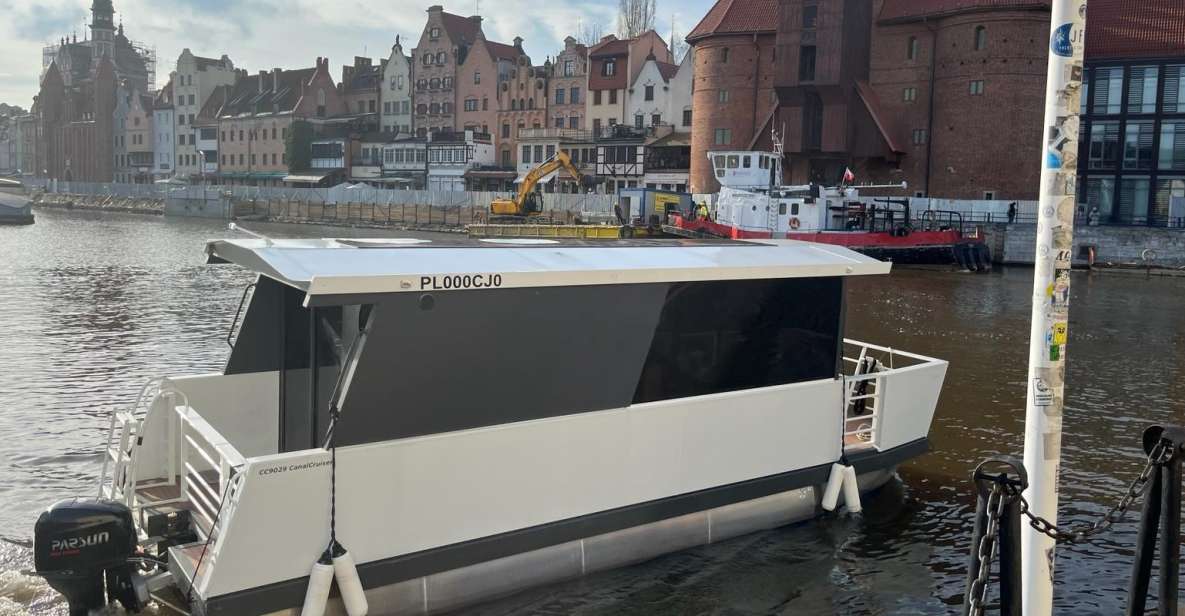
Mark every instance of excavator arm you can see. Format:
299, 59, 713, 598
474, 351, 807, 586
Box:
491, 150, 594, 218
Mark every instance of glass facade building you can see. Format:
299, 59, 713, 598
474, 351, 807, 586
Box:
1079, 61, 1185, 227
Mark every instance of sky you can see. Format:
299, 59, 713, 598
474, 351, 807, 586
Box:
0, 0, 717, 109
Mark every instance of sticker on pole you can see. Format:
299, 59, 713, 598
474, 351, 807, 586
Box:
1052, 322, 1068, 345
1051, 23, 1074, 57
1033, 378, 1054, 407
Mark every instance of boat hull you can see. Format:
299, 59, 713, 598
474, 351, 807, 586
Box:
674, 219, 987, 266
192, 449, 917, 616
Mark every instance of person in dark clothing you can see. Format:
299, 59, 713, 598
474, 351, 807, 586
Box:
1007, 202, 1018, 223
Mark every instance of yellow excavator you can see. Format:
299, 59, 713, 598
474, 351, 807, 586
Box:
490, 150, 600, 221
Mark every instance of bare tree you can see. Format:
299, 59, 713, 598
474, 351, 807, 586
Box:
618, 0, 656, 39
669, 19, 689, 63
577, 16, 606, 46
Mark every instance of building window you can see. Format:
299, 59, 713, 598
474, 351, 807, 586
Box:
652, 113, 661, 126
555, 116, 564, 128
983, 191, 995, 200
603, 59, 616, 76
974, 26, 987, 51
803, 4, 817, 29
608, 90, 617, 104
430, 26, 440, 39
1118, 178, 1151, 224
1123, 120, 1155, 170
422, 53, 432, 66
1092, 67, 1123, 115
534, 145, 543, 161
969, 80, 985, 95
502, 149, 511, 166
714, 128, 731, 145
1088, 121, 1120, 169
569, 116, 580, 129
635, 114, 644, 129
593, 118, 602, 134
464, 98, 478, 111
1159, 121, 1185, 171
903, 87, 917, 102
682, 108, 692, 126
912, 128, 928, 145
501, 123, 510, 138
721, 48, 730, 63
430, 77, 440, 89
482, 97, 489, 110
907, 36, 919, 61
384, 101, 392, 114
436, 51, 447, 64
644, 85, 654, 101
564, 60, 575, 76
570, 87, 580, 104
555, 88, 565, 104
1163, 65, 1185, 113
442, 77, 453, 89
718, 89, 730, 103
594, 90, 602, 105
799, 46, 816, 81
1128, 65, 1159, 114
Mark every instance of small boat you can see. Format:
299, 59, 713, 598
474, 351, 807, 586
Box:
675, 142, 991, 270
32, 235, 948, 615
0, 181, 34, 225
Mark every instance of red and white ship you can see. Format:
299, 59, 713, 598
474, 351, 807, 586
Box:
674, 140, 991, 269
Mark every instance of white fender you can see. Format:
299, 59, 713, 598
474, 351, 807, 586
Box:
333, 546, 369, 616
821, 463, 846, 512
299, 557, 334, 616
842, 464, 862, 514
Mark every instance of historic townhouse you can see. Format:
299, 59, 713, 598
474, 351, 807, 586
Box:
586, 31, 671, 138
380, 37, 413, 136
456, 33, 517, 139
207, 58, 346, 186
340, 55, 382, 131
411, 6, 483, 136
550, 37, 588, 131
173, 49, 236, 179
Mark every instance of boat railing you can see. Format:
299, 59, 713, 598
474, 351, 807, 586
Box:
98, 382, 245, 540
842, 339, 945, 452
176, 402, 245, 538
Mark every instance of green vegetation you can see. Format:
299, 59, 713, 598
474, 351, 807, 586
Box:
285, 120, 313, 171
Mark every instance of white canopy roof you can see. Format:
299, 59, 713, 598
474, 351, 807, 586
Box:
206, 237, 889, 304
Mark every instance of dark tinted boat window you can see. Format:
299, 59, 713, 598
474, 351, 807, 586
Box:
330, 278, 843, 445
632, 278, 842, 403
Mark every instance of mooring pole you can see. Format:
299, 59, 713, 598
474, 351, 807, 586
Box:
1020, 1, 1087, 615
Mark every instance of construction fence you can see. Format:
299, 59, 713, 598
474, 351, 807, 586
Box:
28, 178, 620, 227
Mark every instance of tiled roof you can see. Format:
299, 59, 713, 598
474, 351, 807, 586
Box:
590, 38, 630, 57
220, 68, 316, 117
440, 11, 481, 45
1085, 0, 1185, 60
656, 61, 679, 80
486, 40, 519, 61
878, 0, 1049, 23
686, 0, 778, 42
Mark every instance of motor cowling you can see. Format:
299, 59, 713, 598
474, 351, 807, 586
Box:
34, 498, 143, 615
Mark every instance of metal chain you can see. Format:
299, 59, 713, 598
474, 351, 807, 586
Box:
1017, 439, 1174, 544
967, 483, 1008, 616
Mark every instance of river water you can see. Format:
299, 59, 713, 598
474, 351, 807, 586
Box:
1, 206, 1182, 615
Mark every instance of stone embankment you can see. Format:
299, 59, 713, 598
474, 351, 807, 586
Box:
32, 191, 164, 215
980, 222, 1185, 272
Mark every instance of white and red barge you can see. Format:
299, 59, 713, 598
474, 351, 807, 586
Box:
675, 150, 991, 269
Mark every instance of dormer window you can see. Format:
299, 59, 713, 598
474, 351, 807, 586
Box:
430, 27, 440, 39
603, 59, 616, 76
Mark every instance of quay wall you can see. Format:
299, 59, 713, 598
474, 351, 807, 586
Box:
982, 223, 1185, 268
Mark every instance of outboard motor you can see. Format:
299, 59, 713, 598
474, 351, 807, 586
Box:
34, 498, 145, 615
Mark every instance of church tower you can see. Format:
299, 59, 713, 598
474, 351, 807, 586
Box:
90, 0, 116, 60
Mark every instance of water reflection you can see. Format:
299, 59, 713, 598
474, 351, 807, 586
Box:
1, 208, 1183, 614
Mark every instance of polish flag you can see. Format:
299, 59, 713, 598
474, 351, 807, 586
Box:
842, 167, 856, 184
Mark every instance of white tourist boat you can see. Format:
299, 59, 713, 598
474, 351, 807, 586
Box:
33, 235, 948, 615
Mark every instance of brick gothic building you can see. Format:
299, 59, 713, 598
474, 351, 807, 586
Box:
686, 0, 1053, 196
36, 0, 149, 182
